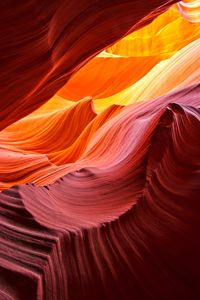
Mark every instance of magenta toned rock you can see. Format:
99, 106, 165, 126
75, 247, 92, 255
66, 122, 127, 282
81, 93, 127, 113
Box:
0, 1, 199, 299
0, 85, 200, 299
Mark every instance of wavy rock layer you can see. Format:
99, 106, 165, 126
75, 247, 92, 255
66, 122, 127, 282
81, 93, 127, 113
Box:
58, 7, 200, 104
0, 84, 200, 299
0, 83, 199, 189
0, 0, 177, 130
0, 1, 200, 300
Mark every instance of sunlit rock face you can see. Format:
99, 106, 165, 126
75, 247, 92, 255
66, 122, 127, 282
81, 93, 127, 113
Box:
177, 0, 200, 22
0, 1, 200, 300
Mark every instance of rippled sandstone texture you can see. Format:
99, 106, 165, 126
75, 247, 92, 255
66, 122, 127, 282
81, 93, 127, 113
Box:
0, 1, 200, 300
0, 0, 178, 130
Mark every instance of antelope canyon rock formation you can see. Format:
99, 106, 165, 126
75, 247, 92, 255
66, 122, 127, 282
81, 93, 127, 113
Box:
0, 1, 200, 300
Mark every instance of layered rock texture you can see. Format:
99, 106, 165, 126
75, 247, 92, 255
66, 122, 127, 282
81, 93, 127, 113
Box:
0, 1, 200, 299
